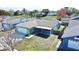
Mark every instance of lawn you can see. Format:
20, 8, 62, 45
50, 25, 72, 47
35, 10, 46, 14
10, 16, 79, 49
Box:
16, 15, 57, 20
42, 16, 57, 20
16, 15, 32, 18
15, 35, 59, 51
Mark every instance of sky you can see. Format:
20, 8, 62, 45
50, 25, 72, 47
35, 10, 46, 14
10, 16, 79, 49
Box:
0, 0, 79, 11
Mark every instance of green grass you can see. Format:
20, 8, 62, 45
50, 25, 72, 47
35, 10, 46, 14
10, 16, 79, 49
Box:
15, 35, 59, 51
16, 15, 57, 20
16, 15, 32, 18
42, 16, 57, 20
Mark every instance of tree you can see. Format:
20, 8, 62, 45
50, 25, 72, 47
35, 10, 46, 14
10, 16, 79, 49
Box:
41, 9, 49, 16
29, 11, 34, 17
22, 8, 26, 15
32, 10, 38, 17
14, 10, 20, 16
0, 10, 10, 15
9, 9, 14, 16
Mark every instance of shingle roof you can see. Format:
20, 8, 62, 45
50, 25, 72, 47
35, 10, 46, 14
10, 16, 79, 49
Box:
16, 19, 59, 30
3, 18, 21, 25
3, 18, 31, 25
62, 20, 79, 38
71, 16, 79, 20
62, 25, 79, 38
61, 17, 71, 23
68, 20, 79, 28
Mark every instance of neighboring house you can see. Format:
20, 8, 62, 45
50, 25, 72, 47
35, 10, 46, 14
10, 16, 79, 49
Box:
2, 18, 31, 31
60, 16, 70, 23
70, 16, 79, 20
60, 16, 79, 26
15, 19, 60, 36
47, 12, 57, 16
59, 20, 79, 51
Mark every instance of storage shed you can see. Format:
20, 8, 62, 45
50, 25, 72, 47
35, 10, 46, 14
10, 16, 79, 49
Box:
15, 19, 60, 36
2, 18, 31, 31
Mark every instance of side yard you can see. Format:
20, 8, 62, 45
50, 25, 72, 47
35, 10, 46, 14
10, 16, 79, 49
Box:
15, 35, 59, 51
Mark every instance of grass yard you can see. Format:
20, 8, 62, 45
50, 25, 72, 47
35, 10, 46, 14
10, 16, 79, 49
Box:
42, 16, 57, 20
16, 15, 57, 20
16, 15, 32, 18
15, 35, 59, 51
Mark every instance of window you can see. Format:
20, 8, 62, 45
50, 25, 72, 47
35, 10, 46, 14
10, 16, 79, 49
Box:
68, 40, 79, 50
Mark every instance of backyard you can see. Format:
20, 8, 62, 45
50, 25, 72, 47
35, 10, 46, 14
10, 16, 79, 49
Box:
15, 25, 64, 51
0, 24, 64, 51
15, 35, 59, 51
0, 16, 64, 51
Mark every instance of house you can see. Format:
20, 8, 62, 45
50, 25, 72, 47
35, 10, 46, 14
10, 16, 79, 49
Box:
15, 19, 60, 36
60, 16, 71, 26
60, 16, 79, 26
2, 18, 31, 31
70, 16, 79, 20
47, 12, 57, 16
59, 20, 79, 51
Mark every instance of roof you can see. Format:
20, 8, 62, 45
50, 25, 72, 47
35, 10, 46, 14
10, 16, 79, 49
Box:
3, 18, 31, 25
68, 20, 79, 28
62, 25, 79, 38
16, 19, 59, 30
3, 18, 21, 25
60, 17, 71, 23
62, 20, 79, 38
71, 16, 79, 20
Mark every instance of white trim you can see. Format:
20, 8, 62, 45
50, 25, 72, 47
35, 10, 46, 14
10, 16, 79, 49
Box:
74, 37, 79, 40
35, 26, 52, 30
25, 35, 34, 39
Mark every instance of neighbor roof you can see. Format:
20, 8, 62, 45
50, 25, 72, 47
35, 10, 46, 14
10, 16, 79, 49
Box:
71, 16, 79, 20
3, 18, 21, 25
3, 18, 31, 25
16, 19, 59, 30
60, 17, 71, 23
